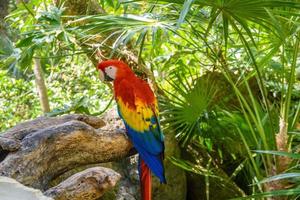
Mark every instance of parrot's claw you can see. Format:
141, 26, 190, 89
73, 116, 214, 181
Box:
116, 128, 128, 138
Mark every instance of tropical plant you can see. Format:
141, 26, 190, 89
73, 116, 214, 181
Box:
1, 0, 300, 199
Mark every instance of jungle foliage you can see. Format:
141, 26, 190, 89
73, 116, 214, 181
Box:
1, 0, 300, 199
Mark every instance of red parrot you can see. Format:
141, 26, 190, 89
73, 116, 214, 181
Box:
97, 60, 166, 200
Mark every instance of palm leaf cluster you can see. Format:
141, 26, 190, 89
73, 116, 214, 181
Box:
1, 0, 300, 199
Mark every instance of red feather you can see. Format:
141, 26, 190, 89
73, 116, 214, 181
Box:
140, 159, 152, 200
114, 73, 155, 107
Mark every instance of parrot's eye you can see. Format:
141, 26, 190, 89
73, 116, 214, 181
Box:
104, 65, 117, 81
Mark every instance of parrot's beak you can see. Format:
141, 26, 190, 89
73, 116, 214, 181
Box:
99, 70, 105, 82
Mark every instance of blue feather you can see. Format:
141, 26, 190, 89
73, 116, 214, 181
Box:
125, 123, 166, 183
118, 107, 166, 183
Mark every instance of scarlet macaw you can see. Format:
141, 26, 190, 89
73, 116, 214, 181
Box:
97, 60, 166, 200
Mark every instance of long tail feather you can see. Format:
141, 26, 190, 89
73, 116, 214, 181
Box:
140, 159, 151, 200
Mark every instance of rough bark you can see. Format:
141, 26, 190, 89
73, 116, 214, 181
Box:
264, 118, 291, 200
0, 114, 133, 193
33, 58, 51, 113
44, 167, 121, 200
0, 0, 9, 35
276, 117, 291, 173
0, 0, 9, 21
0, 114, 105, 152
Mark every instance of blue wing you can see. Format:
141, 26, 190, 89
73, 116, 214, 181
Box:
116, 85, 166, 183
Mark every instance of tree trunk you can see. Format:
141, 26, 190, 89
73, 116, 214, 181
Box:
0, 0, 9, 35
264, 118, 291, 200
33, 58, 50, 113
0, 0, 9, 20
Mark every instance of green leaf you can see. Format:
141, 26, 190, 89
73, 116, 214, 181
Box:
222, 12, 229, 50
231, 188, 300, 199
253, 150, 300, 159
19, 46, 34, 69
177, 0, 195, 27
106, 0, 115, 8
16, 36, 35, 48
253, 173, 300, 185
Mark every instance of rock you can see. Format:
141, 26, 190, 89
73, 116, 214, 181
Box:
0, 118, 132, 190
182, 143, 245, 200
0, 176, 53, 200
44, 167, 121, 200
0, 114, 106, 154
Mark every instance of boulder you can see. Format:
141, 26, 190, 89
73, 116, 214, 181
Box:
0, 176, 53, 200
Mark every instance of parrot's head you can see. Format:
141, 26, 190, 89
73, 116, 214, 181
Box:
97, 60, 133, 82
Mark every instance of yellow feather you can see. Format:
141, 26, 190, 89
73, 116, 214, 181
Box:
117, 97, 154, 132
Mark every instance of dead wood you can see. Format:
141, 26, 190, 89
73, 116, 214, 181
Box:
0, 114, 133, 194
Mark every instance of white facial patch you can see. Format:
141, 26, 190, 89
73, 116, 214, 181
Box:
105, 66, 117, 80
99, 70, 105, 82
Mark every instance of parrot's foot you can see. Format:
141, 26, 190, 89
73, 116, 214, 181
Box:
116, 128, 128, 138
